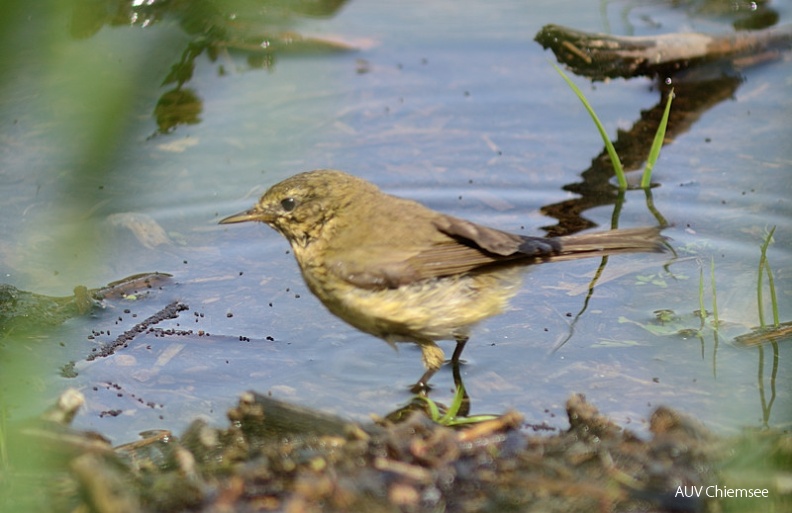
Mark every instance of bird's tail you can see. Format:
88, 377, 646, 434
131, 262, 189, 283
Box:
550, 226, 669, 262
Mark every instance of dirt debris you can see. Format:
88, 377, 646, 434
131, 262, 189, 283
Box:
5, 390, 790, 513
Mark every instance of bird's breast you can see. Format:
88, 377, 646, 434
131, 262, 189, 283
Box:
293, 259, 524, 343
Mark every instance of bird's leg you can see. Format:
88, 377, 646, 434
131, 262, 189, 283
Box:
411, 341, 445, 393
450, 335, 469, 364
411, 336, 469, 393
412, 367, 436, 394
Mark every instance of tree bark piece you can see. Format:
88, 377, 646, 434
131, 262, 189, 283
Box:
535, 23, 792, 80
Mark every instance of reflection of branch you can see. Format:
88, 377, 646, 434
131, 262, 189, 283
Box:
535, 24, 792, 81
534, 20, 792, 235
539, 78, 740, 236
550, 254, 609, 353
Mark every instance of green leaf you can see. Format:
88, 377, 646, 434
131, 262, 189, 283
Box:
641, 89, 674, 188
553, 64, 626, 189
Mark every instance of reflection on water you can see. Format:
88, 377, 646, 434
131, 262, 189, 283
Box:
72, 0, 354, 133
66, 0, 355, 133
0, 0, 790, 449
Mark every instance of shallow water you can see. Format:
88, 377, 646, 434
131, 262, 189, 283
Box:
1, 0, 790, 443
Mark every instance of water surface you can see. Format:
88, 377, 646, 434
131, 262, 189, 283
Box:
1, 0, 790, 442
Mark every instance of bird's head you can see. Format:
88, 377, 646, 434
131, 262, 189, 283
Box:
219, 169, 377, 247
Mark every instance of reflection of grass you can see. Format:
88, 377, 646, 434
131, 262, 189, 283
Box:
709, 226, 779, 339
752, 227, 781, 429
547, 65, 674, 350
621, 229, 786, 426
709, 257, 720, 329
553, 64, 673, 190
625, 228, 783, 345
694, 258, 720, 333
645, 228, 786, 426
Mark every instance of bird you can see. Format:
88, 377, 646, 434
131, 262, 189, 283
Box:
220, 169, 667, 390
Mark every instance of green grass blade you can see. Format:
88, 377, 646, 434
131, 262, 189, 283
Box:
641, 89, 674, 188
698, 264, 706, 331
416, 395, 441, 421
439, 383, 466, 424
710, 257, 719, 329
758, 226, 778, 328
553, 64, 626, 189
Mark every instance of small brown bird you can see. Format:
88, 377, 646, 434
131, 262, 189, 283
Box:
220, 170, 666, 390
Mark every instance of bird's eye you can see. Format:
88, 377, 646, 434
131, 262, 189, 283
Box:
280, 197, 297, 212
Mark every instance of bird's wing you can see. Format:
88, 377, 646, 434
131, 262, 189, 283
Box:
324, 242, 504, 289
326, 214, 560, 289
432, 215, 561, 257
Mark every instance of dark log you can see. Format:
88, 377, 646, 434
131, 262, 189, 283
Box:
535, 23, 792, 80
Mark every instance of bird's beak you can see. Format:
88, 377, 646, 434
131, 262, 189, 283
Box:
219, 208, 266, 225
